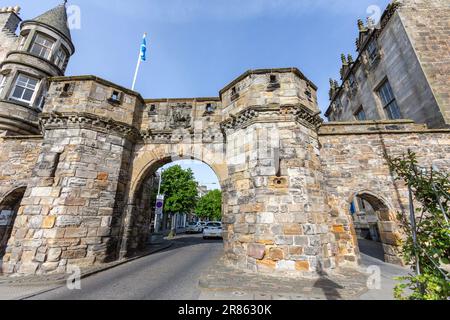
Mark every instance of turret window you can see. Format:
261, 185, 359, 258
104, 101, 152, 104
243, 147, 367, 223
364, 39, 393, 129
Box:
54, 48, 67, 70
10, 74, 39, 104
30, 34, 55, 60
18, 36, 27, 51
0, 75, 7, 96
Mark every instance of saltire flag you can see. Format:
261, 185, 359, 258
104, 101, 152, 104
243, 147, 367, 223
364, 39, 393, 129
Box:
140, 33, 147, 62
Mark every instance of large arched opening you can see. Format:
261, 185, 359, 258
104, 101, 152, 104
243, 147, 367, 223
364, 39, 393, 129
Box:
117, 154, 227, 260
0, 187, 26, 261
349, 191, 403, 265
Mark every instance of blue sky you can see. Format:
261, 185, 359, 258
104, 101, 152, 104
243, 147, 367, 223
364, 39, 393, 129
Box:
16, 0, 391, 188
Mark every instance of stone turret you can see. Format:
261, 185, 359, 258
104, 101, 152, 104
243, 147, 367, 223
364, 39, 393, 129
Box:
0, 3, 74, 136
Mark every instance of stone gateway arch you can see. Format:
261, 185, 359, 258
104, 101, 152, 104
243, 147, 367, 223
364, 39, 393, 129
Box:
0, 69, 449, 276
0, 3, 449, 277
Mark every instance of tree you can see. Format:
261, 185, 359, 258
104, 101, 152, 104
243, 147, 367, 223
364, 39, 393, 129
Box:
195, 190, 222, 221
160, 165, 199, 236
387, 151, 450, 300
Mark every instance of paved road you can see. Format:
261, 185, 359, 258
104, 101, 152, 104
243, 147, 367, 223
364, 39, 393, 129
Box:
15, 235, 408, 300
26, 234, 223, 300
358, 239, 410, 300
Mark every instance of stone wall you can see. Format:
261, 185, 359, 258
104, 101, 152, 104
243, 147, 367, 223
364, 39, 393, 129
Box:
397, 0, 450, 126
222, 115, 333, 275
318, 120, 450, 265
0, 135, 41, 261
1, 126, 135, 275
0, 136, 42, 198
326, 0, 449, 129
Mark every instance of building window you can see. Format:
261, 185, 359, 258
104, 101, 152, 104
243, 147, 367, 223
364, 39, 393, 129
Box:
10, 74, 39, 104
367, 39, 379, 64
378, 80, 401, 120
18, 35, 27, 51
54, 47, 67, 70
230, 86, 239, 101
36, 90, 47, 111
354, 106, 366, 121
205, 103, 214, 113
148, 104, 157, 115
0, 75, 7, 96
30, 34, 55, 60
108, 90, 123, 104
305, 90, 312, 99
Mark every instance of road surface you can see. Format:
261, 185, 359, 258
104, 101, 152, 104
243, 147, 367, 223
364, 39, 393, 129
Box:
26, 234, 223, 300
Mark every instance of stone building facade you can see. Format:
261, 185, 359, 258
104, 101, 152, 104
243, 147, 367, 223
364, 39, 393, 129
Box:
325, 0, 450, 129
0, 3, 448, 277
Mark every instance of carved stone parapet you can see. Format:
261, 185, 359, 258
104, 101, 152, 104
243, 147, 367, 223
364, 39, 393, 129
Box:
39, 112, 141, 140
221, 104, 323, 131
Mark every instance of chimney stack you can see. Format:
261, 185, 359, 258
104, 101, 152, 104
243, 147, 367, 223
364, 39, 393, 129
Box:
0, 6, 21, 34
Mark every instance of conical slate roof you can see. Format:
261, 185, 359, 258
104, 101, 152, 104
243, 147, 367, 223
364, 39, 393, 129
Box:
32, 3, 71, 42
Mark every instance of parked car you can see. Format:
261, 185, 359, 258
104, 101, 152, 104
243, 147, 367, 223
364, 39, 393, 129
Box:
203, 222, 223, 239
186, 222, 202, 234
199, 221, 207, 232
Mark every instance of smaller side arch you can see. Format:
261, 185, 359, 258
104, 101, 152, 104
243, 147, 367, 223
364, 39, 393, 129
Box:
0, 187, 27, 258
348, 190, 403, 265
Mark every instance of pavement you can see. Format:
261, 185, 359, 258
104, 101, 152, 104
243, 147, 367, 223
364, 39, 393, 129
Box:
0, 235, 411, 300
197, 239, 410, 300
357, 239, 411, 300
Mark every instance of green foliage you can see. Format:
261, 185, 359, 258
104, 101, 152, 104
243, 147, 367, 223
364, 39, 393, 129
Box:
195, 190, 222, 221
160, 165, 199, 215
387, 150, 450, 300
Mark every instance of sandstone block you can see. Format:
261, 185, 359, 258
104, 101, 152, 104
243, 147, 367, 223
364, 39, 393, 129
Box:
61, 249, 87, 259
267, 248, 284, 261
64, 227, 88, 238
41, 216, 56, 229
257, 212, 274, 224
283, 224, 302, 235
295, 261, 310, 271
47, 248, 62, 262
332, 224, 345, 233
256, 259, 277, 270
247, 243, 266, 260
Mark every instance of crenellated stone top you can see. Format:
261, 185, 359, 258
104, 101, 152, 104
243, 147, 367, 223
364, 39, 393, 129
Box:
44, 68, 324, 142
0, 6, 21, 14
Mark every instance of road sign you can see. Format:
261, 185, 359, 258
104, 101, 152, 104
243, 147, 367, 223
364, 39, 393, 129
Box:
155, 195, 164, 215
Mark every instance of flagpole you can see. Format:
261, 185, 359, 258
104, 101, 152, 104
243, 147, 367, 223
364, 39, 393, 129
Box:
131, 32, 146, 91
131, 53, 141, 91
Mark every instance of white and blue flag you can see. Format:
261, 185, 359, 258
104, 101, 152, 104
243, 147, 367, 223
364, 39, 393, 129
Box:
132, 32, 148, 90
140, 33, 147, 62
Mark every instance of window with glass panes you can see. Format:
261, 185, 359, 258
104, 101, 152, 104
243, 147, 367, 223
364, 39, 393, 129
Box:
54, 48, 67, 69
378, 80, 401, 120
18, 35, 27, 50
367, 40, 378, 64
30, 34, 54, 59
10, 74, 39, 104
0, 75, 7, 96
354, 106, 366, 121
